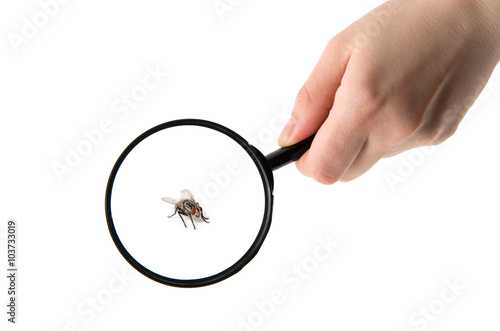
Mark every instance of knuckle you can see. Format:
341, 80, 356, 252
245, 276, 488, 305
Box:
326, 35, 342, 52
356, 81, 384, 108
415, 126, 441, 146
417, 116, 461, 146
398, 120, 421, 140
346, 79, 424, 144
429, 126, 457, 145
294, 85, 313, 112
388, 111, 423, 143
344, 80, 389, 125
326, 34, 351, 57
339, 175, 356, 183
311, 158, 342, 185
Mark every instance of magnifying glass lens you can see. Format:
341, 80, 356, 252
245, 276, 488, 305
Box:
110, 125, 266, 280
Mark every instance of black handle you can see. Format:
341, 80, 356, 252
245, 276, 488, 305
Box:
265, 134, 315, 171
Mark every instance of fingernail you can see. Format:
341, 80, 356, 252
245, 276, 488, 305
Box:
278, 116, 296, 146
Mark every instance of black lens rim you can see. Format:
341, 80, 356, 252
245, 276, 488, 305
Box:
105, 119, 274, 288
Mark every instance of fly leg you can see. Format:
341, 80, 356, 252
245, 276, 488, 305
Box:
168, 208, 179, 219
176, 209, 188, 228
201, 213, 210, 223
188, 213, 196, 230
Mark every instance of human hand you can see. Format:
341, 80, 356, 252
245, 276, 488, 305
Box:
278, 0, 500, 184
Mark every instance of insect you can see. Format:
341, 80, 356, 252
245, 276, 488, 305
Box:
161, 189, 209, 230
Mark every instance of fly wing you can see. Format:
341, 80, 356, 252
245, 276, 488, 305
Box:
180, 189, 196, 202
161, 197, 178, 205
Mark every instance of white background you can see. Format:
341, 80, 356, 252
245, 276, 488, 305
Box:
1, 0, 499, 330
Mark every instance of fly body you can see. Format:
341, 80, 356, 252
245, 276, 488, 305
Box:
161, 189, 209, 229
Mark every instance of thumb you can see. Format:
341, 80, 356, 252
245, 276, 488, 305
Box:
278, 37, 351, 147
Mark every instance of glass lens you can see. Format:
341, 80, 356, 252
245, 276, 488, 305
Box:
109, 124, 266, 280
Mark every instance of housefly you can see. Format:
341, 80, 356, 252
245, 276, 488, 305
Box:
161, 189, 209, 230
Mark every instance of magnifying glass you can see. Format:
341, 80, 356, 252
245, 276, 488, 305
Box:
105, 119, 314, 287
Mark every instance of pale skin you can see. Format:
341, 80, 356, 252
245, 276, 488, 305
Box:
278, 0, 500, 184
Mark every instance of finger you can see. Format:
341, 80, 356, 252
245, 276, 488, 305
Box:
278, 37, 351, 147
385, 58, 487, 158
295, 86, 368, 184
383, 136, 426, 158
339, 137, 387, 181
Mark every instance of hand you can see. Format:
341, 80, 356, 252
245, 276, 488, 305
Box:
278, 0, 500, 184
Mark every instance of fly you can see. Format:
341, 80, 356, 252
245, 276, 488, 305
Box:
161, 189, 209, 230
